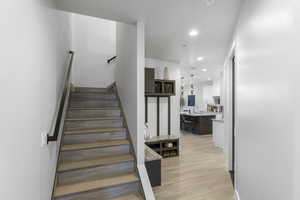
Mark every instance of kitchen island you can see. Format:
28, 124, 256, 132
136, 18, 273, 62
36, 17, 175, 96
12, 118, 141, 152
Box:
145, 145, 162, 187
180, 112, 217, 134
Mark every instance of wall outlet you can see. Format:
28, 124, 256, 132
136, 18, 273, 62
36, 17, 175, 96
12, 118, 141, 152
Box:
41, 132, 48, 147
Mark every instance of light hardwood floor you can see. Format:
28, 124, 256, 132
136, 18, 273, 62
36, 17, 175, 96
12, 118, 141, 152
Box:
153, 132, 234, 200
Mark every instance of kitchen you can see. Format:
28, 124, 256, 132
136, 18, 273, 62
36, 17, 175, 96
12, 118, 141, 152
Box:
180, 69, 225, 150
144, 61, 233, 199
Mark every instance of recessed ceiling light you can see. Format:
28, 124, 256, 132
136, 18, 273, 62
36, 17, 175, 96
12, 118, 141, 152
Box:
189, 29, 199, 37
197, 57, 204, 61
202, 68, 207, 72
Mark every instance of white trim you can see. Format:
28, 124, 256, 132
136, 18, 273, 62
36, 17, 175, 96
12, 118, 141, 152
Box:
223, 44, 236, 171
136, 21, 145, 165
235, 189, 240, 200
224, 41, 236, 67
137, 164, 155, 200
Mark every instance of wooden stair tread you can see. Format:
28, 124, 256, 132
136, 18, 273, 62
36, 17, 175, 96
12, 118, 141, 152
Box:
69, 106, 120, 111
74, 87, 110, 93
66, 116, 123, 121
58, 154, 134, 172
62, 139, 129, 151
111, 193, 144, 200
65, 127, 127, 135
54, 173, 139, 198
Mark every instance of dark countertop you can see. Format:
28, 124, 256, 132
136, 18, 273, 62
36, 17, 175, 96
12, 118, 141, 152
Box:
212, 119, 224, 123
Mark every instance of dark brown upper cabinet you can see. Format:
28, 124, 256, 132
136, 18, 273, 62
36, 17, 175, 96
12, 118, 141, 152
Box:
145, 68, 176, 97
145, 68, 155, 93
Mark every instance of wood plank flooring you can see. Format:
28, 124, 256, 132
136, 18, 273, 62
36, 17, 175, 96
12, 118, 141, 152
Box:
153, 132, 234, 200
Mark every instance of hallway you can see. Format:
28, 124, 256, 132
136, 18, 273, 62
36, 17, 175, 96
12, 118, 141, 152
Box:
153, 133, 234, 200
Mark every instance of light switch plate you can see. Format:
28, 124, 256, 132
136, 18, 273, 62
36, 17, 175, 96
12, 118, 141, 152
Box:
41, 131, 48, 147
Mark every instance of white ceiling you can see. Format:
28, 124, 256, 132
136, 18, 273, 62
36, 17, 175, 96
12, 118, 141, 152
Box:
56, 0, 243, 81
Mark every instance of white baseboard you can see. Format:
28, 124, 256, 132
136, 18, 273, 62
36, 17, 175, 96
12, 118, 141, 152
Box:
137, 164, 155, 200
235, 190, 240, 200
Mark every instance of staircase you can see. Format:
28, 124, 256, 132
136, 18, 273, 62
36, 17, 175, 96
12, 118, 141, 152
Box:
53, 87, 144, 200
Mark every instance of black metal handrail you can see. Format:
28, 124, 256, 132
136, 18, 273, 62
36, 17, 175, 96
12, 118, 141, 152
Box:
107, 56, 117, 64
47, 50, 75, 143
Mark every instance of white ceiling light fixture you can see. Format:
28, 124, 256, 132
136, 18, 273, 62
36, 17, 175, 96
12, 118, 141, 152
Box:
189, 29, 199, 37
202, 68, 207, 72
204, 0, 216, 6
197, 57, 204, 61
208, 77, 212, 81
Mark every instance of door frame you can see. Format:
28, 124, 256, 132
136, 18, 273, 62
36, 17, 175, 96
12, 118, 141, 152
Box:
231, 52, 236, 186
223, 42, 236, 187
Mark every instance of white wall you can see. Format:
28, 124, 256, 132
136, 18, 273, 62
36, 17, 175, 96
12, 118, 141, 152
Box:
233, 0, 300, 199
182, 79, 205, 110
0, 1, 71, 200
115, 22, 145, 165
202, 79, 222, 108
203, 84, 214, 105
145, 58, 181, 137
181, 75, 222, 112
212, 76, 223, 99
71, 14, 116, 87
